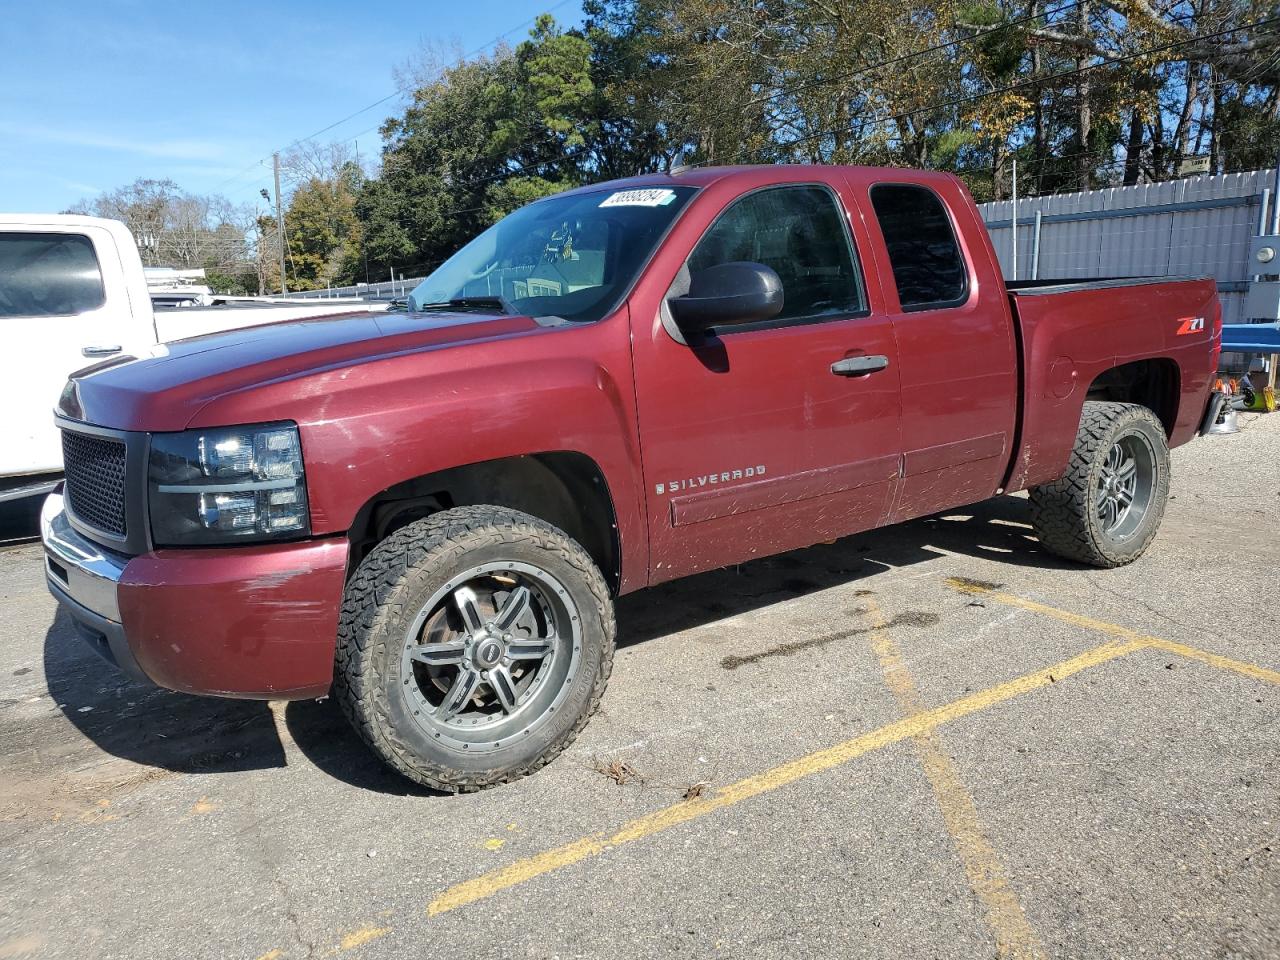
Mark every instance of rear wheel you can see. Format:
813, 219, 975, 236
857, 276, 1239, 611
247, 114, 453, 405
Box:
1028, 401, 1170, 568
335, 505, 614, 791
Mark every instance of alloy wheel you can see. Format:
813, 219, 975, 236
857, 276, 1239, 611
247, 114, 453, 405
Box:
398, 560, 582, 752
1095, 432, 1156, 542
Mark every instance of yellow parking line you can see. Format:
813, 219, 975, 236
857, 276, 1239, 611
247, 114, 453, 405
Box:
866, 596, 1045, 959
267, 578, 1278, 958
336, 925, 391, 951
1146, 638, 1280, 686
946, 578, 1150, 643
944, 578, 1280, 687
428, 635, 1140, 917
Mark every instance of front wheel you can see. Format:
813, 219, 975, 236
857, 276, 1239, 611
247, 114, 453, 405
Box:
335, 506, 615, 792
1028, 401, 1171, 568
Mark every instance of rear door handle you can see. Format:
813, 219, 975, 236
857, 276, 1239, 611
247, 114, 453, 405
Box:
81, 344, 123, 358
831, 355, 889, 377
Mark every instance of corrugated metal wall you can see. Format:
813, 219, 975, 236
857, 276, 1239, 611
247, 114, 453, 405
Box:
978, 168, 1274, 324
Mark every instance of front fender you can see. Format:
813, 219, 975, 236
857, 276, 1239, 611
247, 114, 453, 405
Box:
189, 315, 648, 592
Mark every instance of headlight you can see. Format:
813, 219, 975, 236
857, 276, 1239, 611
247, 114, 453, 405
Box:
148, 422, 310, 546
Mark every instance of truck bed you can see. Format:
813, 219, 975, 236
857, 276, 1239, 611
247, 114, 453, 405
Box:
1002, 274, 1220, 493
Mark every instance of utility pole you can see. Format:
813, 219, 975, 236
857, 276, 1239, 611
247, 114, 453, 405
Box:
356, 139, 370, 284
273, 152, 288, 295
1011, 157, 1018, 282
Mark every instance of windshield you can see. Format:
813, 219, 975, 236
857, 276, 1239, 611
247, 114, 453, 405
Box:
408, 186, 697, 323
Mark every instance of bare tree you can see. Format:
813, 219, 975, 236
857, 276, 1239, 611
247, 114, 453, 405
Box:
281, 141, 359, 190
65, 178, 252, 270
393, 35, 467, 95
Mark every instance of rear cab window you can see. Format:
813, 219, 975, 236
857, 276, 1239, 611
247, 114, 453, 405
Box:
686, 184, 867, 329
0, 232, 105, 318
869, 184, 968, 312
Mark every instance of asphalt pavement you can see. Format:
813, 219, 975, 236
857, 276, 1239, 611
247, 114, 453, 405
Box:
1, 414, 1277, 960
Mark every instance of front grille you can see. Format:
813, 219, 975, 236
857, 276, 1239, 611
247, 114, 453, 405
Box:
62, 431, 128, 537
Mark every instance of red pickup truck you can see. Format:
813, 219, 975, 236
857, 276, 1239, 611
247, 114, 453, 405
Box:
42, 165, 1222, 791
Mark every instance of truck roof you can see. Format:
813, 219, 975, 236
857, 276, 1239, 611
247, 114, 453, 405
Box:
557, 163, 963, 199
0, 212, 129, 229
0, 213, 141, 252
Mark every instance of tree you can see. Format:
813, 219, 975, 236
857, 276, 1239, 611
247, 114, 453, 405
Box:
58, 0, 1280, 295
64, 178, 254, 272
581, 0, 678, 176
347, 0, 1280, 276
358, 15, 598, 280
281, 143, 366, 289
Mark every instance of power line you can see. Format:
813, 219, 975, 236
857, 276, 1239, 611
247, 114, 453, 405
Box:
744, 0, 1083, 109
208, 157, 269, 196
279, 93, 401, 155
368, 19, 1277, 225
292, 4, 1124, 214
227, 2, 1211, 212
208, 0, 577, 198
752, 16, 1280, 160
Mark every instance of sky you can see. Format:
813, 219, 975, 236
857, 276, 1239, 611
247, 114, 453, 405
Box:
0, 0, 582, 214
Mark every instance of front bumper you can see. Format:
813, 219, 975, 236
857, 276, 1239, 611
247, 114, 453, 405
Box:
41, 491, 350, 699
42, 493, 148, 682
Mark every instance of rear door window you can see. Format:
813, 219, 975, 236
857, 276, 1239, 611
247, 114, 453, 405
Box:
870, 184, 968, 311
0, 232, 106, 318
688, 185, 866, 325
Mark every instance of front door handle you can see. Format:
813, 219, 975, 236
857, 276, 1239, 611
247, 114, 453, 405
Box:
81, 344, 123, 358
831, 355, 889, 377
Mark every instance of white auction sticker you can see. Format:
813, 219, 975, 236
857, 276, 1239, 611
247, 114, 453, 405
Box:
599, 188, 677, 208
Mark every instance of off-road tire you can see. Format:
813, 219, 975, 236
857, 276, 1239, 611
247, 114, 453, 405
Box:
335, 505, 615, 792
1028, 401, 1171, 568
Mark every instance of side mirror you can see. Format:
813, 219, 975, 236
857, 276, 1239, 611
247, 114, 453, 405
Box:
668, 261, 784, 334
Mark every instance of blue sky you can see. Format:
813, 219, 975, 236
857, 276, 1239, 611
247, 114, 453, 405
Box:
0, 0, 582, 213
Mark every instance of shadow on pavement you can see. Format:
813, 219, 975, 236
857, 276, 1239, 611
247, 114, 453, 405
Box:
283, 697, 444, 796
615, 494, 1072, 648
39, 493, 1071, 793
42, 607, 286, 775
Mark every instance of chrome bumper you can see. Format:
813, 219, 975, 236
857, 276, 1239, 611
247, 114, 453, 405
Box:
41, 491, 125, 622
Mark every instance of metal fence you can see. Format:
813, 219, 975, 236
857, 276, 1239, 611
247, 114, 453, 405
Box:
979, 167, 1276, 325
278, 277, 424, 301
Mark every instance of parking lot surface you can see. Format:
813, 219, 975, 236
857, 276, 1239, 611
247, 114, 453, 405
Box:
1, 415, 1277, 960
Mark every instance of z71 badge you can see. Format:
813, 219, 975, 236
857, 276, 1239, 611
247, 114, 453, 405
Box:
1175, 316, 1206, 335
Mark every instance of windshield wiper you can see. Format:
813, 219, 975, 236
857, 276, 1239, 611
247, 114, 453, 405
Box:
416, 296, 514, 315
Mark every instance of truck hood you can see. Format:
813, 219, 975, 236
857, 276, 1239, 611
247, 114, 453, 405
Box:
62, 309, 541, 432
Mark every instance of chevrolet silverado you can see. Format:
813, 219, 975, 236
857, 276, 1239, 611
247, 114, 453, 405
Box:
40, 165, 1223, 790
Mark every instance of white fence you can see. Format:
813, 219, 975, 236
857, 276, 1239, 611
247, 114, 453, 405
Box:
979, 168, 1277, 325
